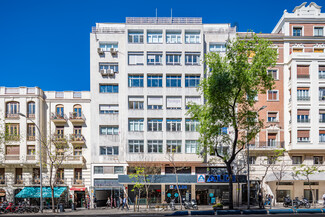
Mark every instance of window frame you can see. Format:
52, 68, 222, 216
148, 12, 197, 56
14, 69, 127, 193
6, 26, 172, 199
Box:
267, 69, 279, 80
128, 119, 144, 132
147, 31, 163, 44
128, 31, 144, 44
267, 90, 279, 101
185, 75, 200, 87
166, 54, 181, 65
185, 140, 198, 154
167, 140, 182, 153
166, 75, 182, 87
99, 84, 118, 93
314, 26, 324, 37
99, 146, 119, 155
147, 140, 163, 153
147, 75, 163, 87
166, 119, 182, 132
292, 26, 303, 36
185, 119, 199, 132
128, 140, 144, 153
128, 75, 144, 87
99, 126, 119, 135
147, 119, 163, 132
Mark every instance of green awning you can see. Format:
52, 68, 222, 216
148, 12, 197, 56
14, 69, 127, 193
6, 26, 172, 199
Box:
15, 187, 67, 198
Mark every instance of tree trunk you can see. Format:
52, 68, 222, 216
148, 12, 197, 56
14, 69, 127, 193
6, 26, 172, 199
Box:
49, 165, 56, 213
146, 188, 149, 209
308, 178, 315, 208
175, 172, 182, 210
138, 190, 140, 212
51, 186, 55, 213
226, 163, 234, 209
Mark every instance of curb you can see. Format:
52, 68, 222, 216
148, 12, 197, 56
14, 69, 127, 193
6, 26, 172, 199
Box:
268, 209, 295, 214
191, 210, 215, 215
296, 208, 323, 213
166, 211, 189, 216
242, 209, 267, 215
216, 210, 241, 215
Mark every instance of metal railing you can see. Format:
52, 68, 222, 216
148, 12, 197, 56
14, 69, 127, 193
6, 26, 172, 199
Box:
27, 135, 35, 141
126, 17, 202, 24
5, 155, 20, 160
297, 96, 310, 101
70, 134, 85, 142
5, 113, 19, 119
73, 92, 82, 98
69, 112, 86, 121
297, 74, 310, 79
26, 155, 36, 161
91, 26, 125, 34
249, 141, 284, 149
51, 113, 67, 121
27, 113, 35, 118
72, 178, 85, 185
5, 135, 20, 141
297, 119, 310, 123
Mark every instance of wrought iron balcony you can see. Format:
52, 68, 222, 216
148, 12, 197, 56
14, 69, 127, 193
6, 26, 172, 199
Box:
51, 113, 67, 124
248, 141, 284, 149
72, 178, 85, 186
69, 112, 86, 124
5, 113, 19, 119
70, 134, 85, 145
297, 119, 310, 123
297, 96, 310, 101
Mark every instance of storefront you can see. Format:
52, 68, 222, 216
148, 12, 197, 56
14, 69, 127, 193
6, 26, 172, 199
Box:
165, 185, 191, 203
92, 179, 124, 207
70, 187, 87, 207
196, 185, 229, 205
128, 185, 161, 204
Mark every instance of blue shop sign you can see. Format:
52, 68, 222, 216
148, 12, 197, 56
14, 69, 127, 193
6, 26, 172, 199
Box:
206, 175, 246, 183
169, 185, 188, 189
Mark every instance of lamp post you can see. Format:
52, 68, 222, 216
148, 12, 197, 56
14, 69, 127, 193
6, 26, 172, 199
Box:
247, 105, 266, 209
18, 113, 43, 213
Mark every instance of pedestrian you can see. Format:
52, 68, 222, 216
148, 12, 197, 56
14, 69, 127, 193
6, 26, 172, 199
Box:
258, 192, 263, 209
93, 196, 97, 209
269, 195, 273, 209
122, 196, 129, 210
106, 196, 111, 209
323, 192, 325, 207
117, 196, 122, 209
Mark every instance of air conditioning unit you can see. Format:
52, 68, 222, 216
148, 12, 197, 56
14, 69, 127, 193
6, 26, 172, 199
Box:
110, 48, 118, 55
100, 69, 108, 76
97, 48, 104, 55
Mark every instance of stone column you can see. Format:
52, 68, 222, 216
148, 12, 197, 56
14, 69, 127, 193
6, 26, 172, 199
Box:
161, 184, 166, 202
191, 184, 196, 200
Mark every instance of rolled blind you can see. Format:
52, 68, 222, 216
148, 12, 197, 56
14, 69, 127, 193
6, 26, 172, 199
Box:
268, 112, 277, 118
100, 105, 118, 110
129, 96, 144, 101
166, 97, 182, 108
268, 134, 277, 139
148, 97, 163, 105
297, 87, 309, 90
103, 166, 114, 174
297, 130, 309, 137
6, 146, 19, 155
297, 110, 309, 115
319, 66, 325, 71
320, 110, 325, 114
185, 97, 201, 105
297, 65, 309, 75
320, 130, 325, 134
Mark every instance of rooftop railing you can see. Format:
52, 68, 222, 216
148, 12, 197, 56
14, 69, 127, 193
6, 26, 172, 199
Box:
126, 17, 202, 24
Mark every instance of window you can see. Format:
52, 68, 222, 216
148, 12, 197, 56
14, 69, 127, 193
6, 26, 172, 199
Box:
314, 27, 323, 36
6, 102, 19, 118
185, 31, 200, 44
148, 119, 163, 131
319, 130, 325, 142
99, 43, 118, 51
56, 104, 64, 117
293, 48, 303, 53
209, 43, 226, 52
267, 69, 279, 80
147, 75, 162, 87
268, 133, 277, 146
148, 140, 163, 153
166, 76, 181, 87
297, 88, 310, 100
100, 126, 119, 135
297, 65, 309, 78
99, 104, 119, 114
297, 130, 310, 142
185, 53, 200, 65
320, 88, 325, 101
185, 97, 201, 109
128, 53, 144, 65
185, 140, 198, 153
297, 110, 309, 123
267, 112, 278, 122
293, 27, 302, 36
128, 119, 144, 132
114, 166, 124, 174
292, 156, 302, 165
128, 31, 144, 43
314, 156, 323, 165
166, 31, 181, 44
6, 123, 19, 140
320, 112, 325, 123
185, 76, 200, 87
129, 140, 144, 153
27, 145, 35, 156
15, 168, 23, 184
166, 53, 181, 65
267, 90, 279, 101
99, 63, 119, 73
166, 119, 182, 132
166, 97, 182, 110
27, 124, 35, 140
99, 85, 118, 93
185, 119, 199, 132
314, 48, 324, 53
147, 31, 162, 43
99, 146, 119, 155
6, 145, 20, 156
128, 97, 144, 109
319, 66, 325, 79
147, 53, 162, 65
27, 102, 35, 118
74, 147, 82, 156
267, 156, 276, 164
147, 96, 163, 110
94, 166, 103, 174
249, 156, 256, 164
167, 140, 181, 153
128, 75, 144, 87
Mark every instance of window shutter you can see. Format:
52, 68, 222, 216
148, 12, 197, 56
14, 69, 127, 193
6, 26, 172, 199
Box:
298, 130, 309, 137
297, 87, 309, 90
319, 66, 325, 71
268, 134, 277, 140
148, 97, 163, 105
320, 110, 325, 114
166, 97, 182, 108
129, 96, 144, 102
6, 146, 20, 155
319, 130, 325, 134
297, 65, 309, 75
129, 55, 136, 65
185, 97, 201, 105
268, 112, 277, 118
297, 110, 309, 115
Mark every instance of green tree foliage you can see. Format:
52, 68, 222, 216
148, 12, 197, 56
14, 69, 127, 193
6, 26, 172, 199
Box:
187, 34, 277, 209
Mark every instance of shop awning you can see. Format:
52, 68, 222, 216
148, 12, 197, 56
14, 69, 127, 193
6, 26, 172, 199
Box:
15, 187, 67, 198
70, 187, 86, 191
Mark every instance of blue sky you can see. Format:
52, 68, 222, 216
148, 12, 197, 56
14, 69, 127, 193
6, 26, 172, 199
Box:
0, 0, 311, 91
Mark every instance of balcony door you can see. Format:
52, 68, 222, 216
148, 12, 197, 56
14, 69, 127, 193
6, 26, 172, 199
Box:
73, 105, 82, 118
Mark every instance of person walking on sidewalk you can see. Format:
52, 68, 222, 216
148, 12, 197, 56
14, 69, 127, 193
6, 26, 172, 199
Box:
121, 197, 129, 210
93, 196, 97, 209
118, 196, 122, 209
106, 196, 111, 209
322, 192, 325, 207
258, 192, 264, 209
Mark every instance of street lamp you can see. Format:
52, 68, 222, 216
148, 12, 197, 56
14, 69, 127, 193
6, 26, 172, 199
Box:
247, 105, 266, 209
18, 113, 43, 213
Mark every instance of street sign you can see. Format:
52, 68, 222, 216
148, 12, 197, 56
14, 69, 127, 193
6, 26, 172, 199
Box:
174, 193, 179, 197
167, 193, 171, 198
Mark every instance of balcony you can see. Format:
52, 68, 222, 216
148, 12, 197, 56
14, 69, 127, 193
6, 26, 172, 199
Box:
51, 113, 67, 124
52, 134, 67, 144
56, 178, 67, 186
0, 177, 7, 186
249, 141, 284, 150
70, 134, 85, 145
31, 177, 41, 185
27, 113, 35, 119
69, 112, 86, 125
297, 74, 310, 79
72, 178, 85, 186
5, 113, 19, 119
297, 119, 310, 123
297, 96, 310, 101
14, 178, 25, 186
5, 135, 20, 141
5, 155, 20, 161
27, 135, 35, 141
26, 155, 36, 161
64, 156, 85, 165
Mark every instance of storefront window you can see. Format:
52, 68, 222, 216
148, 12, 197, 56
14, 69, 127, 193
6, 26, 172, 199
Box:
276, 190, 291, 202
128, 185, 161, 204
165, 185, 191, 203
196, 185, 229, 205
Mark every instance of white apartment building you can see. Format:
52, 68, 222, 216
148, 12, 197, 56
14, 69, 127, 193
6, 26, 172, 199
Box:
0, 87, 91, 207
90, 17, 238, 206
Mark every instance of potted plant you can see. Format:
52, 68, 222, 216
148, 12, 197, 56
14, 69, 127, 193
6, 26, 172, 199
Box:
213, 203, 223, 211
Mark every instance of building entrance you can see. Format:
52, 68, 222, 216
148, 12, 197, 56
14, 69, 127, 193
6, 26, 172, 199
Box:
196, 185, 229, 205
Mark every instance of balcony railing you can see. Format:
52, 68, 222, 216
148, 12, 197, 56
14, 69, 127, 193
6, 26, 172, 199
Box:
31, 177, 41, 185
69, 112, 86, 123
297, 74, 310, 79
126, 17, 202, 24
56, 178, 67, 185
72, 178, 85, 186
70, 134, 85, 143
320, 118, 325, 123
297, 96, 310, 101
52, 134, 67, 144
66, 156, 85, 162
5, 113, 19, 119
27, 113, 35, 119
26, 155, 36, 161
267, 119, 279, 123
5, 155, 20, 160
14, 178, 24, 185
249, 141, 284, 149
51, 113, 67, 123
297, 119, 310, 123
27, 135, 35, 141
5, 134, 20, 141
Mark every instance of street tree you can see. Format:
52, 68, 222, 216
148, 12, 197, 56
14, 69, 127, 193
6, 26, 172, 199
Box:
187, 34, 277, 209
293, 164, 324, 207
129, 167, 145, 212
